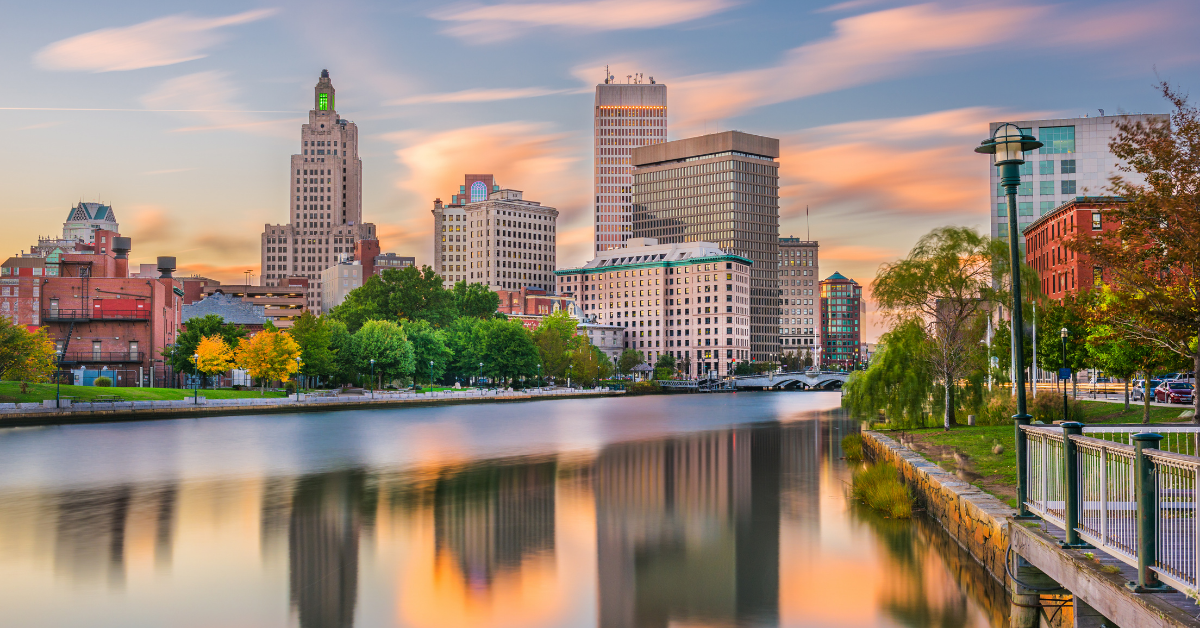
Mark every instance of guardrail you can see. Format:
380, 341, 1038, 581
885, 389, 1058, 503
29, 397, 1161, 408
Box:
43, 308, 152, 322
1022, 423, 1198, 594
58, 351, 145, 364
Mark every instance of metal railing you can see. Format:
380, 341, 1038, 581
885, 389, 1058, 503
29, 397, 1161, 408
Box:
58, 351, 145, 364
43, 308, 151, 322
1022, 423, 1199, 593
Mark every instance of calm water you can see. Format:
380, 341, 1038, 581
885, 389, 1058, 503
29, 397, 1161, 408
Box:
0, 392, 1007, 628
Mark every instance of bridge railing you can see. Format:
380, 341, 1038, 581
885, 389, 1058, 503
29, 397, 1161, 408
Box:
1022, 423, 1200, 593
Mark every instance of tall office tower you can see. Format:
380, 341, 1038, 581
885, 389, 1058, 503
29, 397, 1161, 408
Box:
778, 237, 819, 353
819, 272, 862, 370
631, 131, 781, 362
260, 70, 376, 314
431, 175, 558, 291
987, 114, 1164, 244
594, 76, 667, 253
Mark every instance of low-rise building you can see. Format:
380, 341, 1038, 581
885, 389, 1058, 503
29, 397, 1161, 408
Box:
1023, 197, 1124, 300
321, 259, 363, 310
495, 287, 575, 316
555, 237, 751, 377
200, 279, 307, 328
181, 292, 269, 332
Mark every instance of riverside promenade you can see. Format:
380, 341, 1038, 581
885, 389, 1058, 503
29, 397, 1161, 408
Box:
0, 387, 621, 428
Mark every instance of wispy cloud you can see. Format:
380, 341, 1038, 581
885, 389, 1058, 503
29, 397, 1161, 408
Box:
388, 87, 584, 106
35, 9, 277, 72
815, 0, 887, 13
140, 71, 294, 137
140, 168, 195, 175
431, 0, 735, 42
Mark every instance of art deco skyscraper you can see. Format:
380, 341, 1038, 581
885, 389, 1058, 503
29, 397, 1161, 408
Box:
594, 75, 667, 253
260, 70, 376, 313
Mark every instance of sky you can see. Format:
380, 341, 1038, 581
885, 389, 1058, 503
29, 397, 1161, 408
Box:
2, 0, 1198, 341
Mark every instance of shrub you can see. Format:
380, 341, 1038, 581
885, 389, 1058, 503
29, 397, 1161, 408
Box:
850, 463, 913, 519
627, 381, 662, 395
284, 381, 296, 393
93, 376, 112, 387
231, 384, 244, 391
842, 434, 864, 461
1032, 390, 1085, 423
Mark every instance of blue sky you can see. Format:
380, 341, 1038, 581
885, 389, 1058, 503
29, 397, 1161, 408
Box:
2, 0, 1197, 338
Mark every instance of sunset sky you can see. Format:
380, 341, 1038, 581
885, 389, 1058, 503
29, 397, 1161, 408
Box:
3, 0, 1197, 340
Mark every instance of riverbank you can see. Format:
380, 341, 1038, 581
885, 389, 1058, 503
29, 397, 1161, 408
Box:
0, 387, 621, 429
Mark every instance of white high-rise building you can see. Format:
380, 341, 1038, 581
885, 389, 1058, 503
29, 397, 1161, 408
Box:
988, 114, 1165, 243
433, 186, 558, 292
594, 74, 667, 253
260, 70, 376, 313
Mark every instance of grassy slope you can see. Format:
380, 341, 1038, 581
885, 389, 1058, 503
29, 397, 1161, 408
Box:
876, 400, 1196, 508
0, 381, 287, 403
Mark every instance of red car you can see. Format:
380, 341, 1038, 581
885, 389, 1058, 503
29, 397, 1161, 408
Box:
1155, 381, 1195, 405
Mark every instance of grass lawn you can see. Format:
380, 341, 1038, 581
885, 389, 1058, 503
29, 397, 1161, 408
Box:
872, 400, 1197, 508
0, 381, 288, 403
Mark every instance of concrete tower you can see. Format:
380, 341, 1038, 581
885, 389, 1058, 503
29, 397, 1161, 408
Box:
260, 70, 376, 313
594, 74, 667, 254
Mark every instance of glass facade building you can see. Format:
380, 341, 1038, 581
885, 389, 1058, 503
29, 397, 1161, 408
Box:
819, 272, 862, 371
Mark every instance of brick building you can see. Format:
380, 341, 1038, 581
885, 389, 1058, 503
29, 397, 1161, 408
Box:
1022, 197, 1125, 300
819, 272, 863, 371
778, 237, 819, 351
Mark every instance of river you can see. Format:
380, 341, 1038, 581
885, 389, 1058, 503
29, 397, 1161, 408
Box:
0, 391, 1008, 628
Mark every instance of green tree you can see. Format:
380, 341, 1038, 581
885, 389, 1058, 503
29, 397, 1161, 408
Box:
290, 312, 334, 381
872, 227, 999, 429
617, 349, 644, 375
0, 320, 56, 383
566, 343, 611, 387
329, 266, 461, 332
399, 319, 453, 385
1088, 287, 1174, 421
325, 319, 357, 385
453, 281, 501, 319
532, 310, 577, 381
353, 319, 415, 388
166, 314, 249, 375
654, 353, 676, 371
1069, 83, 1200, 421
479, 318, 539, 385
443, 316, 484, 384
842, 319, 935, 427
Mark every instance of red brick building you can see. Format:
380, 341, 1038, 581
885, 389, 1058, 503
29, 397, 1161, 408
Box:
495, 287, 575, 316
1023, 197, 1124, 299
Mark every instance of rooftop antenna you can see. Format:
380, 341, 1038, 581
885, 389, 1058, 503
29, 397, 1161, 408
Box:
604, 65, 610, 84
1099, 108, 1105, 116
627, 75, 632, 84
807, 205, 811, 241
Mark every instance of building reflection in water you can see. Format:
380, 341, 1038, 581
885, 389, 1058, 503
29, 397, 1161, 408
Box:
433, 458, 557, 591
595, 424, 782, 628
52, 482, 177, 588
288, 471, 364, 628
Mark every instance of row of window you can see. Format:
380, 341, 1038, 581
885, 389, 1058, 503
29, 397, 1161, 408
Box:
997, 179, 1078, 197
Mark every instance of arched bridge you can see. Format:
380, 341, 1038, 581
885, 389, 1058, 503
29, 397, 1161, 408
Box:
730, 371, 851, 390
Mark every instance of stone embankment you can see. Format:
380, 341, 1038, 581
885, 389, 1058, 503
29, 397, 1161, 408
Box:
0, 388, 621, 428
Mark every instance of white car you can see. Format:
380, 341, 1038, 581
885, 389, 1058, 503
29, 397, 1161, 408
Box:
1131, 379, 1162, 402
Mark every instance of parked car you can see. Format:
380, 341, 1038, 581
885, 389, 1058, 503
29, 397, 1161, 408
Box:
1131, 380, 1162, 401
1155, 381, 1195, 405
1095, 377, 1111, 383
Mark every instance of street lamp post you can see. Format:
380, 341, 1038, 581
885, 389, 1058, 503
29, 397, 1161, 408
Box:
368, 359, 375, 398
295, 357, 303, 396
976, 123, 1042, 518
192, 353, 200, 404
55, 349, 62, 408
537, 363, 542, 391
428, 360, 434, 395
479, 362, 483, 395
1061, 328, 1070, 421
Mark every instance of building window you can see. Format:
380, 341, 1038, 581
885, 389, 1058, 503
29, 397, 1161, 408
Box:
1092, 211, 1102, 230
1018, 182, 1032, 197
470, 181, 488, 203
1040, 201, 1056, 215
1040, 160, 1055, 175
1039, 126, 1075, 154
1061, 180, 1077, 195
1061, 159, 1077, 174
1018, 202, 1033, 216
1039, 181, 1055, 195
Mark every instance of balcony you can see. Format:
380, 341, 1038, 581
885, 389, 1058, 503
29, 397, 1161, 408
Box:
43, 308, 152, 322
58, 351, 146, 364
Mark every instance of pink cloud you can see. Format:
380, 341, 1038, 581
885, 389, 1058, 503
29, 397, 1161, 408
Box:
431, 0, 735, 42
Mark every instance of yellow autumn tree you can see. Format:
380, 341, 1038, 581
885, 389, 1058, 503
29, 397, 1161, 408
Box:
194, 335, 234, 389
235, 330, 302, 394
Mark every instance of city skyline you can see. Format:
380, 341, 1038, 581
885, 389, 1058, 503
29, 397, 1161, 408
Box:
2, 0, 1198, 341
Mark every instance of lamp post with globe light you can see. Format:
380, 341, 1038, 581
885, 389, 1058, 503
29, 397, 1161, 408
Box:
976, 123, 1042, 518
192, 353, 200, 404
369, 359, 375, 398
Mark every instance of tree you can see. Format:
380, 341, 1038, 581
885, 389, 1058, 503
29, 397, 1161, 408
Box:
617, 349, 644, 375
235, 330, 302, 394
872, 227, 998, 429
566, 343, 612, 387
329, 266, 460, 331
290, 312, 334, 381
1068, 83, 1200, 422
443, 316, 484, 384
654, 353, 676, 371
479, 318, 539, 385
1034, 294, 1092, 401
842, 318, 935, 427
1088, 287, 1174, 421
352, 319, 415, 388
453, 281, 501, 318
167, 314, 248, 376
801, 348, 814, 368
678, 353, 692, 378
398, 319, 453, 385
0, 320, 55, 383
532, 310, 577, 380
325, 319, 357, 385
195, 335, 235, 388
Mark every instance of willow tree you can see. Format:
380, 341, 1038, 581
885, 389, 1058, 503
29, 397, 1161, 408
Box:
873, 227, 998, 429
1069, 83, 1200, 422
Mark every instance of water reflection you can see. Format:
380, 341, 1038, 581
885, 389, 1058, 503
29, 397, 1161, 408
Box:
0, 394, 1007, 627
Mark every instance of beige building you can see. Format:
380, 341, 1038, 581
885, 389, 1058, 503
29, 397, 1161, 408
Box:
594, 76, 667, 253
778, 237, 819, 351
631, 130, 781, 363
260, 69, 376, 314
556, 238, 752, 377
320, 259, 363, 311
432, 188, 558, 291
